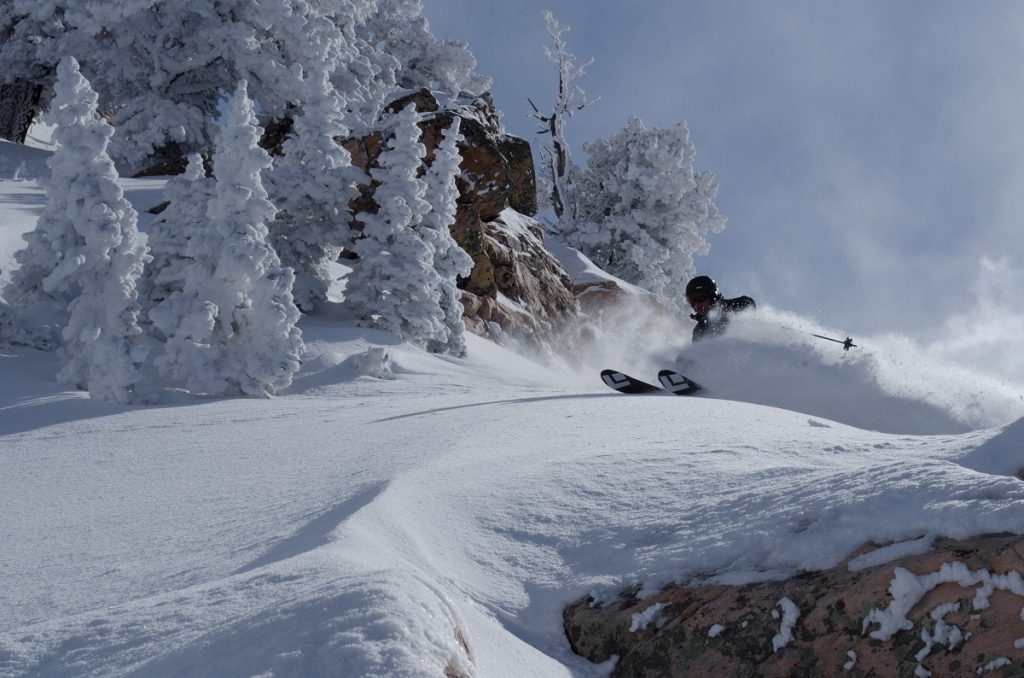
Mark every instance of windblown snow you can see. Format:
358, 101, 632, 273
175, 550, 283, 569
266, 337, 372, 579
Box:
2, 147, 1024, 677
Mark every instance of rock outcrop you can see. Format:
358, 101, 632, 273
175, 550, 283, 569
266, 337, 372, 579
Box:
565, 533, 1024, 676
345, 89, 577, 347
452, 207, 575, 346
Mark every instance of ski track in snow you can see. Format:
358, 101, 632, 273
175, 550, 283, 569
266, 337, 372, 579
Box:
3, 169, 1024, 676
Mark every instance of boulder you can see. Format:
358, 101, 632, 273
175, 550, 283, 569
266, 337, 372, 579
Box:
565, 533, 1024, 677
345, 88, 536, 221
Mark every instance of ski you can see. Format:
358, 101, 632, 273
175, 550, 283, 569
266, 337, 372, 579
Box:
600, 369, 704, 396
600, 369, 663, 394
657, 369, 703, 395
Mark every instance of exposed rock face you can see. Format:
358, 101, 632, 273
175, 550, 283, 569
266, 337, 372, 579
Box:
565, 533, 1024, 677
346, 89, 575, 347
344, 88, 536, 225
453, 207, 575, 346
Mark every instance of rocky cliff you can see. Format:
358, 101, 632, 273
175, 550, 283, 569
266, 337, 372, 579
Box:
565, 533, 1024, 676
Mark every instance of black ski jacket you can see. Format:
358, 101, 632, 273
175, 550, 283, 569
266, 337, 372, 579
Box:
691, 295, 756, 343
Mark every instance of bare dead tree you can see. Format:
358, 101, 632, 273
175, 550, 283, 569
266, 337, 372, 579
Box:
528, 10, 597, 221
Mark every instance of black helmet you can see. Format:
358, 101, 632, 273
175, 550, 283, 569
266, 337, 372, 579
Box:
685, 275, 718, 298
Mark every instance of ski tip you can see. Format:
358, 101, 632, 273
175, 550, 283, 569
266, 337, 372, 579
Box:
658, 369, 703, 395
601, 369, 662, 394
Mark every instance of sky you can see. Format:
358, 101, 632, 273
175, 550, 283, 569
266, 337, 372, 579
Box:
421, 1, 1024, 346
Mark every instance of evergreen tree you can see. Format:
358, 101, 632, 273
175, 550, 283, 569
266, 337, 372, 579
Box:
268, 63, 359, 313
569, 116, 726, 309
0, 0, 389, 171
1, 0, 492, 172
150, 82, 303, 397
362, 0, 490, 95
344, 103, 447, 347
0, 266, 51, 348
7, 57, 150, 402
141, 153, 214, 318
420, 118, 472, 356
0, 0, 65, 142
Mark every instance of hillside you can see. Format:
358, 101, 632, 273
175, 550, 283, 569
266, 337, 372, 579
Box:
2, 147, 1024, 676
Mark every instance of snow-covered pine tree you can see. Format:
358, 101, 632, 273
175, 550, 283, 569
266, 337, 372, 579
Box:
420, 117, 472, 356
7, 57, 150, 403
0, 0, 65, 142
140, 153, 214, 320
344, 103, 447, 347
361, 0, 491, 95
569, 116, 726, 309
268, 63, 359, 313
151, 82, 304, 398
0, 265, 49, 348
1, 0, 494, 171
1, 0, 390, 171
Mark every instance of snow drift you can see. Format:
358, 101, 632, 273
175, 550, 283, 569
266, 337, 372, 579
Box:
3, 142, 1024, 677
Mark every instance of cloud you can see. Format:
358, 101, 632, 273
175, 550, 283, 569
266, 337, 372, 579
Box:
924, 257, 1024, 385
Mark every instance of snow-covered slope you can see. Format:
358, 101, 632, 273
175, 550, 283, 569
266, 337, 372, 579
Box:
2, 153, 1024, 677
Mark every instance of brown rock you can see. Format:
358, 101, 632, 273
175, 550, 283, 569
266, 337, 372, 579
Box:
450, 206, 577, 349
347, 89, 536, 223
459, 290, 483, 318
565, 533, 1024, 677
384, 89, 441, 116
458, 210, 576, 347
572, 280, 630, 316
499, 134, 537, 218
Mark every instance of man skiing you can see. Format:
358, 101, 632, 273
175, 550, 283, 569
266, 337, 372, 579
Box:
600, 276, 757, 396
685, 275, 756, 342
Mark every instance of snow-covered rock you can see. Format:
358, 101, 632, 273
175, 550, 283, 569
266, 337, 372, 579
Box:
454, 208, 577, 348
565, 533, 1024, 676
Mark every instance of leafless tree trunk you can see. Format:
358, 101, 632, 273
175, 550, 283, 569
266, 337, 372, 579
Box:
528, 11, 597, 221
0, 79, 44, 143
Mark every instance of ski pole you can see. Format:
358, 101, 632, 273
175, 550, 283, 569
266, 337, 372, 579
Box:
775, 323, 859, 351
810, 333, 858, 351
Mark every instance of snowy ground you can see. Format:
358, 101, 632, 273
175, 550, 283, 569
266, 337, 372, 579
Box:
2, 145, 1024, 677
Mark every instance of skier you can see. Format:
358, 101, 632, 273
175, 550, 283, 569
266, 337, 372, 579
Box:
685, 275, 755, 342
601, 277, 757, 395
